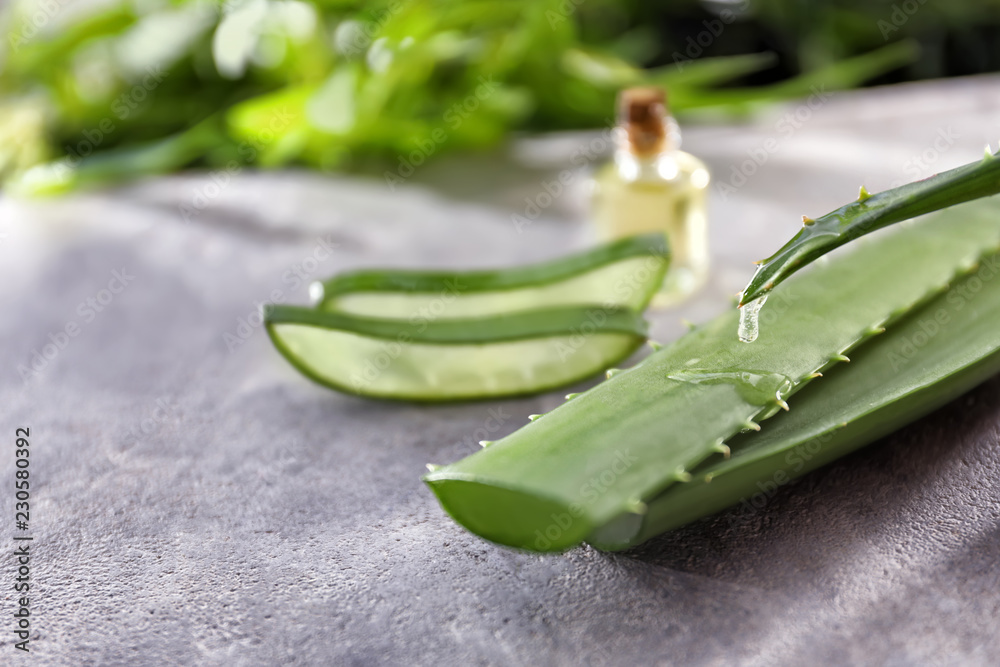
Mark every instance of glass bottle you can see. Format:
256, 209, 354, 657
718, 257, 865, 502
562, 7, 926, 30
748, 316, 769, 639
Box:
591, 87, 710, 307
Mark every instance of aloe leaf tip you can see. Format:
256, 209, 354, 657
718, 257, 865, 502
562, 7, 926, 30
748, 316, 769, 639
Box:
739, 148, 1000, 306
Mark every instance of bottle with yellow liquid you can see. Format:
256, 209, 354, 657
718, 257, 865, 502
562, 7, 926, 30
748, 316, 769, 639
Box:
591, 87, 710, 306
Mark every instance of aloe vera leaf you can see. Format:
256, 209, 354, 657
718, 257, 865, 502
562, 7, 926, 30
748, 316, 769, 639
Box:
313, 234, 670, 318
648, 52, 778, 91
264, 304, 648, 402
591, 240, 1000, 550
740, 149, 1000, 306
665, 41, 918, 115
9, 119, 225, 196
424, 203, 1000, 552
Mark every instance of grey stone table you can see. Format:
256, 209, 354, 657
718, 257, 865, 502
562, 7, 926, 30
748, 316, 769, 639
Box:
3, 75, 1000, 666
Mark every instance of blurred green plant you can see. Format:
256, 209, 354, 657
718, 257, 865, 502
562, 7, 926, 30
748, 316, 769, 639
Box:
0, 0, 918, 195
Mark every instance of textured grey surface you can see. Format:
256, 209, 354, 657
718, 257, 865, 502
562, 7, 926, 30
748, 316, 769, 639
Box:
3, 76, 1000, 666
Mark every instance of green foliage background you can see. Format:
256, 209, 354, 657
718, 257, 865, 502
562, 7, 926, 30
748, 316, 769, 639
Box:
1, 0, 996, 193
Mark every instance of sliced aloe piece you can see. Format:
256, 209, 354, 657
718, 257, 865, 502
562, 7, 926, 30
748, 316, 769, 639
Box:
424, 201, 1000, 552
591, 248, 1000, 549
264, 304, 649, 402
312, 234, 670, 318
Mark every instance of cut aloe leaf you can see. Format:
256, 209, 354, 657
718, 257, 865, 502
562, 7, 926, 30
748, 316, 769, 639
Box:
591, 245, 1000, 549
312, 234, 670, 318
740, 148, 1000, 306
424, 201, 1000, 552
264, 304, 649, 402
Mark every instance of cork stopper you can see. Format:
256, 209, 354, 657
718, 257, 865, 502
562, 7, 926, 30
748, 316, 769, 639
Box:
618, 87, 669, 156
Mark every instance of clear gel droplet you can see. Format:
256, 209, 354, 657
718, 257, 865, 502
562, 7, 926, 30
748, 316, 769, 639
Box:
667, 368, 792, 407
738, 295, 768, 343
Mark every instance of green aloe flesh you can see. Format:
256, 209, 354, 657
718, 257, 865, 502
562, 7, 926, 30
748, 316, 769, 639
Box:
424, 201, 1000, 552
590, 242, 1000, 549
264, 304, 649, 402
313, 234, 670, 318
740, 149, 1000, 306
